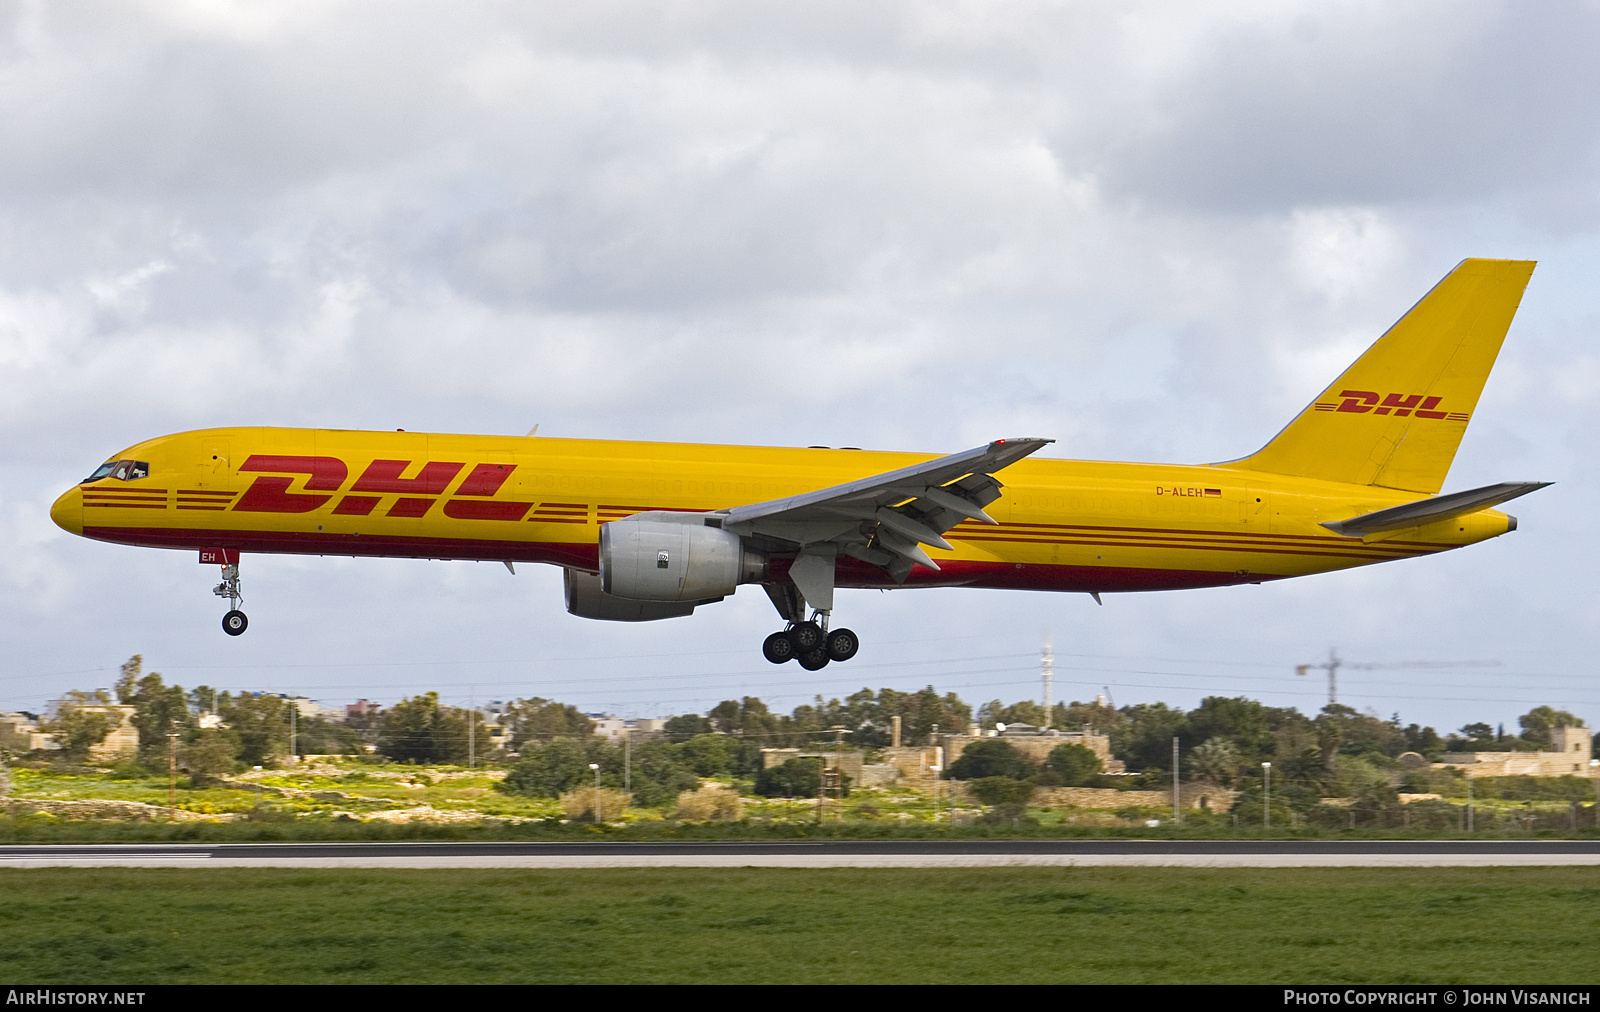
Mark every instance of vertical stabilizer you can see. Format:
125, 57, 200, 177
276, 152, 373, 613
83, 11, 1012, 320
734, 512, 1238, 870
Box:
1233, 258, 1534, 493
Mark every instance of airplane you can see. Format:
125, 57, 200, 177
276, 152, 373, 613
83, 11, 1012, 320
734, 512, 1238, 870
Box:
50, 258, 1549, 670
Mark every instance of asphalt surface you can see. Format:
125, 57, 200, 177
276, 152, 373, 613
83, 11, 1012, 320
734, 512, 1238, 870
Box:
3, 839, 1600, 868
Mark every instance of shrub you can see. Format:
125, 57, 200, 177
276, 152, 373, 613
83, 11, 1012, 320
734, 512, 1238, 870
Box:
106, 761, 153, 780
674, 785, 744, 822
945, 740, 1035, 781
560, 786, 633, 823
500, 739, 597, 797
1046, 743, 1103, 786
179, 733, 239, 780
678, 735, 741, 777
753, 757, 851, 798
967, 776, 1037, 807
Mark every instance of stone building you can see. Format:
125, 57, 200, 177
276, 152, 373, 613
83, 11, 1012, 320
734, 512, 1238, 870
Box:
79, 705, 140, 762
590, 716, 668, 743
936, 725, 1127, 774
760, 747, 865, 783
0, 712, 52, 753
1437, 725, 1595, 778
3, 706, 138, 760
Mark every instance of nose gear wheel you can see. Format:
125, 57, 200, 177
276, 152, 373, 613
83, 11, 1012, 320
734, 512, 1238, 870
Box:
212, 562, 249, 636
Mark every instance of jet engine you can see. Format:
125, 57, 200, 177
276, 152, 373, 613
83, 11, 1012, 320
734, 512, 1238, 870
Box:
563, 569, 699, 622
600, 517, 765, 602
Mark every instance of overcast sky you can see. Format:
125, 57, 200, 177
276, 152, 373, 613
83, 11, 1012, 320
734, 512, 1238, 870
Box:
3, 1, 1598, 735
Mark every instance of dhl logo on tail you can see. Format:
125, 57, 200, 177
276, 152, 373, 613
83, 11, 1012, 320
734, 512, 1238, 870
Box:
1313, 391, 1469, 421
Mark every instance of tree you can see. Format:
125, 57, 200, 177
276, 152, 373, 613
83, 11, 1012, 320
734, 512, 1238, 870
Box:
218, 692, 290, 766
1046, 743, 1104, 786
179, 731, 240, 780
1403, 723, 1443, 756
1186, 737, 1242, 786
677, 733, 740, 777
625, 741, 700, 806
976, 699, 1004, 727
1187, 697, 1274, 761
40, 690, 115, 761
708, 697, 782, 740
1316, 704, 1407, 758
291, 715, 367, 757
977, 700, 1047, 728
115, 657, 193, 766
753, 757, 849, 798
1114, 703, 1189, 771
945, 739, 1035, 781
902, 687, 972, 745
1053, 699, 1125, 737
1518, 706, 1585, 749
664, 714, 712, 741
1271, 709, 1319, 761
376, 692, 486, 764
500, 738, 601, 797
502, 697, 594, 750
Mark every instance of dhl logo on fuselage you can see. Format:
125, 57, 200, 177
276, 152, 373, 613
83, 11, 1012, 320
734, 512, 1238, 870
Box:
234, 455, 531, 521
1312, 391, 1470, 421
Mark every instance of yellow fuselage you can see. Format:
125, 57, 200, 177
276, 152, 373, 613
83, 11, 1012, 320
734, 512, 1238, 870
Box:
50, 426, 1513, 594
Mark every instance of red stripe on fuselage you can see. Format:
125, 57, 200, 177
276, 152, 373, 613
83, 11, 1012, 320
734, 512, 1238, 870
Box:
80, 526, 1279, 594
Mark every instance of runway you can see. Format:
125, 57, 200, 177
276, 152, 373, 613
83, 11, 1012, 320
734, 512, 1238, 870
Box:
3, 839, 1600, 868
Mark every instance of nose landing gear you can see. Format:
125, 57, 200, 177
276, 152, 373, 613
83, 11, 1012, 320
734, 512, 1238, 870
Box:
211, 559, 248, 636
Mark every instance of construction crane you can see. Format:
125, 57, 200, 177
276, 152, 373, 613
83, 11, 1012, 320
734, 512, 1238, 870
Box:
1295, 648, 1502, 706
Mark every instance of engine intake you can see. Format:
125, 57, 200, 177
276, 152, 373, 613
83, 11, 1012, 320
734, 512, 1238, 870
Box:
600, 518, 765, 602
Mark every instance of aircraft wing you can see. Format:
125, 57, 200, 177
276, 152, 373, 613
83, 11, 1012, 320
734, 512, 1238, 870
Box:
721, 437, 1053, 587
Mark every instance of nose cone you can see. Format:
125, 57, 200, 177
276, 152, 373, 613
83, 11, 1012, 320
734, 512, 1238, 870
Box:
51, 486, 83, 535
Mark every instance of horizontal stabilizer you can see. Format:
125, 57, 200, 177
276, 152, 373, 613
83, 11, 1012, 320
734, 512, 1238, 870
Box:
1320, 481, 1551, 537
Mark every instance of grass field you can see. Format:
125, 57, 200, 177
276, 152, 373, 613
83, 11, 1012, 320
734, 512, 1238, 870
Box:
1, 866, 1597, 984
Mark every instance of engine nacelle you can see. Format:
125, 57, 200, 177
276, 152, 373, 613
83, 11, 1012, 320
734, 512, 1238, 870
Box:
564, 569, 697, 622
600, 518, 765, 602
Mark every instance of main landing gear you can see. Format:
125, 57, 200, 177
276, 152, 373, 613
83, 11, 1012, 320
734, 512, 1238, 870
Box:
762, 612, 859, 669
213, 562, 248, 636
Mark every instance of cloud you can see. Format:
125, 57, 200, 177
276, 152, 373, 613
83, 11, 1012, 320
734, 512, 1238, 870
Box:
1078, 3, 1600, 212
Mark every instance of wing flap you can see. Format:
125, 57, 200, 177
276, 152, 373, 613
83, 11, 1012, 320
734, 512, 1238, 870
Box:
722, 437, 1052, 585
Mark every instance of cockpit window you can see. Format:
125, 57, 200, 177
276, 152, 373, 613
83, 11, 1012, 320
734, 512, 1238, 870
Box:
83, 460, 150, 483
